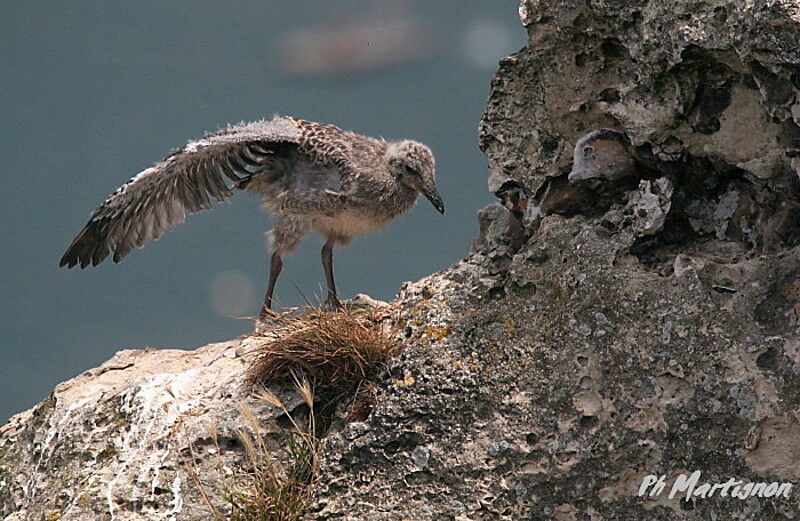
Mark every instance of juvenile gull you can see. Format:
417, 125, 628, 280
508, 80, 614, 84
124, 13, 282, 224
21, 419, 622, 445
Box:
60, 116, 444, 317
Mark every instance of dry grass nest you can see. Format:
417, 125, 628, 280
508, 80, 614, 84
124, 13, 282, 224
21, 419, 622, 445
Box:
248, 309, 403, 400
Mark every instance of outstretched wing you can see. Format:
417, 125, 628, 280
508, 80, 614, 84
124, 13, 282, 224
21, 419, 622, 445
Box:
60, 117, 300, 268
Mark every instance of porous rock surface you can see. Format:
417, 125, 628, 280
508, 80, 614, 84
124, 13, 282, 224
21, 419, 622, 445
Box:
310, 1, 800, 520
4, 1, 800, 520
0, 337, 307, 520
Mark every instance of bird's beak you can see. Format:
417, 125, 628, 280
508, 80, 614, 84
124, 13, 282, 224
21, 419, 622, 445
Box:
422, 184, 445, 214
567, 168, 597, 183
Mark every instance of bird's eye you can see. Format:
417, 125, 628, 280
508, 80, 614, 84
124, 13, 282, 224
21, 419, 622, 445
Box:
405, 165, 419, 176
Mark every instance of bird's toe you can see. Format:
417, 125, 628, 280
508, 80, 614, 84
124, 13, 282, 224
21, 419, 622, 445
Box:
253, 315, 280, 334
322, 296, 344, 312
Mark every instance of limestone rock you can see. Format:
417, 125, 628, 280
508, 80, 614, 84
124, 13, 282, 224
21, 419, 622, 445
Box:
310, 1, 800, 519
624, 177, 674, 237
5, 2, 800, 521
0, 337, 304, 520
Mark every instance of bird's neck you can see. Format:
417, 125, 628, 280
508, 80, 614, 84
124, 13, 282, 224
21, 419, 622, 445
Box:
382, 180, 419, 218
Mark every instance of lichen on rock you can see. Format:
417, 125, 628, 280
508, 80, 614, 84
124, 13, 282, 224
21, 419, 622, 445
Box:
0, 339, 308, 520
311, 1, 800, 519
5, 1, 800, 520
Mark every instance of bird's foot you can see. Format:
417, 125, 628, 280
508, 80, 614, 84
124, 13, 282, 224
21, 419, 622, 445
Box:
322, 295, 343, 312
253, 318, 279, 334
254, 307, 282, 334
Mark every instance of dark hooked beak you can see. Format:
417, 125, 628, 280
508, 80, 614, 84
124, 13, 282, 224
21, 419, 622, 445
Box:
423, 185, 445, 214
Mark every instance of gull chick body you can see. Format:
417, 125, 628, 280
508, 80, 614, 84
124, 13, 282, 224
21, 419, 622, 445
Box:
60, 116, 444, 316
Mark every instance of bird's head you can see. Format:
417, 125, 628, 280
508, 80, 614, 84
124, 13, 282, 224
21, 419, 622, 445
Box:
387, 140, 444, 214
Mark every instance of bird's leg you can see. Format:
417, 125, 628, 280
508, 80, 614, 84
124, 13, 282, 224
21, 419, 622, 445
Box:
259, 251, 283, 319
321, 238, 342, 311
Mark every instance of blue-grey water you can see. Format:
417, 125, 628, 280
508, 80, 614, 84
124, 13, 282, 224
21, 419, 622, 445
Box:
0, 1, 523, 422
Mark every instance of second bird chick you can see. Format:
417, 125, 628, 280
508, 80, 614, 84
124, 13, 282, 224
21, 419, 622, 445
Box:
568, 128, 638, 184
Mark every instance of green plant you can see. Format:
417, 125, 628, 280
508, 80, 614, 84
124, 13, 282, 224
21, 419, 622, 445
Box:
189, 310, 401, 520
189, 376, 320, 521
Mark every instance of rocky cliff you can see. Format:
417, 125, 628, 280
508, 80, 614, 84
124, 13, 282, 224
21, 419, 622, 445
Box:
4, 1, 800, 520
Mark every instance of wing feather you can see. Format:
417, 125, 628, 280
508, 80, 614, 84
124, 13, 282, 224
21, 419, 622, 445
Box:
60, 117, 300, 268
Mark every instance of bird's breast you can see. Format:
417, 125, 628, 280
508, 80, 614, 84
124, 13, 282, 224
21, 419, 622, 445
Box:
312, 209, 390, 240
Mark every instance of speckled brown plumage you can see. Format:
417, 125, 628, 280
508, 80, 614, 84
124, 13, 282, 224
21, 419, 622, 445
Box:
60, 115, 444, 318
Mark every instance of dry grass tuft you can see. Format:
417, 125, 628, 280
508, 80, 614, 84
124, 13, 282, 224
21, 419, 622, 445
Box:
248, 310, 403, 401
188, 311, 400, 520
227, 383, 319, 521
189, 377, 321, 521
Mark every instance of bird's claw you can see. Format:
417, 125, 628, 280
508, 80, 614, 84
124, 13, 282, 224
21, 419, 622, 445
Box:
323, 296, 343, 312
253, 318, 279, 334
254, 307, 282, 333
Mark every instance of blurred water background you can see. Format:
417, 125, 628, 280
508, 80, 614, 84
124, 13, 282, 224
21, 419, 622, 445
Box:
0, 1, 523, 421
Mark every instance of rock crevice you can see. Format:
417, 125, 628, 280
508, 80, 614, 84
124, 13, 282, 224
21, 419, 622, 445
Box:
5, 1, 800, 520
